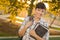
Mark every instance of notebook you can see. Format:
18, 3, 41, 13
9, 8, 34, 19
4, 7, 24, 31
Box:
35, 24, 48, 38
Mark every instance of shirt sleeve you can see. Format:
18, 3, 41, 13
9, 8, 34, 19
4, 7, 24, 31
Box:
40, 18, 49, 28
19, 16, 29, 31
43, 31, 49, 40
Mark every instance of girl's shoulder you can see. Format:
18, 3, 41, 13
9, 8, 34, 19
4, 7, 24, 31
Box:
39, 18, 49, 27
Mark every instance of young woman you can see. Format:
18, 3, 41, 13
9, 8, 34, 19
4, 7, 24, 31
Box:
18, 2, 49, 40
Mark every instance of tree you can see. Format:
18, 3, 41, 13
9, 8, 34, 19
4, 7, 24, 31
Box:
42, 0, 60, 28
28, 0, 35, 16
0, 0, 10, 14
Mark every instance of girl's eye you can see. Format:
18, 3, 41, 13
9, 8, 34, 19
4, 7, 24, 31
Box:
38, 9, 41, 11
42, 10, 44, 12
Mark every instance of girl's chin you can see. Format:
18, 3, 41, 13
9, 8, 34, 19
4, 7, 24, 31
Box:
35, 17, 40, 19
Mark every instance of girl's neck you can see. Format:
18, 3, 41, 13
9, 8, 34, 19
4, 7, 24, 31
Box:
34, 17, 41, 23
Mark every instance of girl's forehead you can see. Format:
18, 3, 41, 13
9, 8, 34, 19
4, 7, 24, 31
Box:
36, 8, 45, 10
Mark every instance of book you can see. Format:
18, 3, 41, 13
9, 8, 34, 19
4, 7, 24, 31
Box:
35, 24, 48, 38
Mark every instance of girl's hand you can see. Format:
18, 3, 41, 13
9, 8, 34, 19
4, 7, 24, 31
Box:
29, 30, 45, 40
25, 21, 33, 28
29, 30, 36, 37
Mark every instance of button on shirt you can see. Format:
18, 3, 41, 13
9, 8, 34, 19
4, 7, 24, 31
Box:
19, 16, 49, 40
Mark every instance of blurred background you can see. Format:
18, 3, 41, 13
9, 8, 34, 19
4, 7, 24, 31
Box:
0, 0, 60, 40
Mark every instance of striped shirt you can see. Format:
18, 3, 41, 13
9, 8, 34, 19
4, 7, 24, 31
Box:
19, 16, 49, 40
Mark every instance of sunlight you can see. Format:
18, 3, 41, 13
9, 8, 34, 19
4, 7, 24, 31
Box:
16, 16, 24, 20
44, 3, 49, 9
16, 21, 22, 24
27, 1, 31, 4
18, 0, 20, 2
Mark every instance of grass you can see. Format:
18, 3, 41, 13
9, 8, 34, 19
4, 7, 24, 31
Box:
0, 37, 60, 40
49, 37, 60, 40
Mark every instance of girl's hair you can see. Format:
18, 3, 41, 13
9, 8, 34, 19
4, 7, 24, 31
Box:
35, 2, 46, 10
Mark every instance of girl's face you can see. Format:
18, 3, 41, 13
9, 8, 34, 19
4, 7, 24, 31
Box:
33, 8, 45, 19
